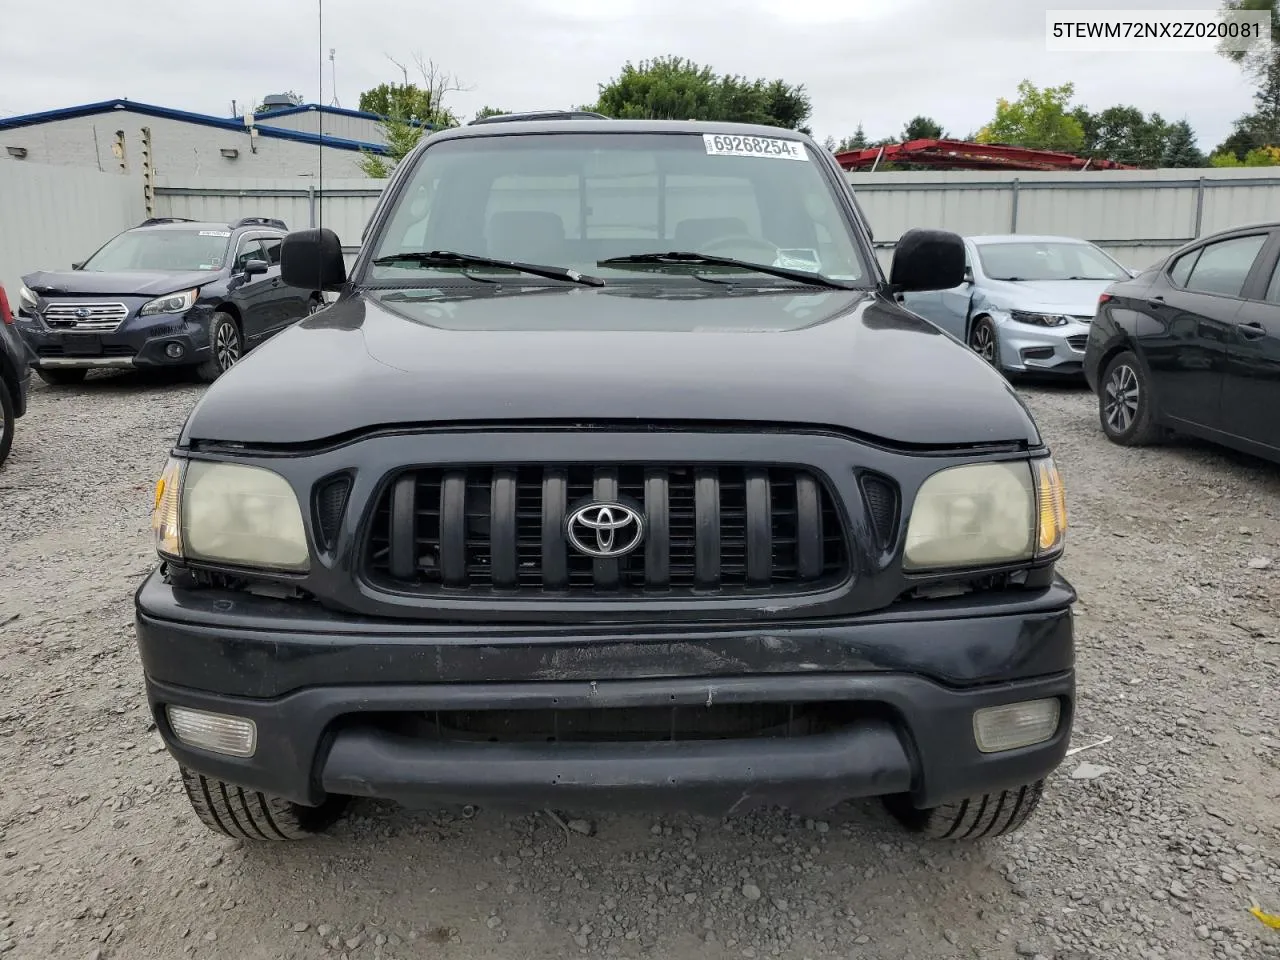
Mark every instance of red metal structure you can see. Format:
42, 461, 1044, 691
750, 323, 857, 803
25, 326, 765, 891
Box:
834, 138, 1137, 172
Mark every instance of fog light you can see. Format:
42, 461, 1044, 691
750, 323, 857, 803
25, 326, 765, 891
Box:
973, 699, 1060, 753
167, 706, 257, 757
165, 342, 184, 359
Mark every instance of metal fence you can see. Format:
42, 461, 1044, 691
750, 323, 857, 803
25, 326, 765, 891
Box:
0, 162, 144, 297
9, 164, 1280, 296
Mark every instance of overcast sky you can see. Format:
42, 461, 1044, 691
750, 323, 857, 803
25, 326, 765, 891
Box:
0, 0, 1255, 151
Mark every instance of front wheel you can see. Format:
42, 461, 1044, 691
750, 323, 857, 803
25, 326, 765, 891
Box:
195, 312, 242, 383
1099, 349, 1161, 445
179, 767, 347, 841
968, 316, 1001, 369
0, 380, 13, 468
885, 780, 1045, 840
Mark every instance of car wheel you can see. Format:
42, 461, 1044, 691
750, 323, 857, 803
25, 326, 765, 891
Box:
1099, 349, 1161, 445
308, 294, 324, 315
0, 379, 13, 468
195, 312, 242, 383
968, 316, 1001, 369
884, 780, 1045, 840
179, 766, 347, 841
36, 368, 88, 386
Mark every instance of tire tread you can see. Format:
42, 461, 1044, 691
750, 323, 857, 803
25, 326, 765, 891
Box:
887, 780, 1045, 841
180, 766, 343, 841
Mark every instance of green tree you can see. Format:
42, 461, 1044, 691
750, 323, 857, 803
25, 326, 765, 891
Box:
825, 125, 869, 153
1161, 120, 1206, 167
1210, 144, 1280, 165
355, 56, 466, 178
1072, 104, 1175, 166
901, 115, 945, 140
358, 82, 437, 121
591, 56, 812, 131
473, 106, 510, 121
976, 80, 1085, 152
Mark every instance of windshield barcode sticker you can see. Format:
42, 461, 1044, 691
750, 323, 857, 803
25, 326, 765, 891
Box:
703, 134, 808, 160
199, 230, 231, 237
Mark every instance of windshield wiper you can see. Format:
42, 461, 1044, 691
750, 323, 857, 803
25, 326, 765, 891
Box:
371, 250, 605, 287
597, 252, 857, 291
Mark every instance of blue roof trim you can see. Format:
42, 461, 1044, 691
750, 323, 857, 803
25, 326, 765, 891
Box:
248, 103, 433, 129
0, 99, 389, 154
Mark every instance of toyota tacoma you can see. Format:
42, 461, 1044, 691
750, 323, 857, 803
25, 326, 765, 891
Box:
136, 116, 1075, 842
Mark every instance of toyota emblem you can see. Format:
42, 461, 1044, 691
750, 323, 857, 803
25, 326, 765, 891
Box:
565, 501, 645, 559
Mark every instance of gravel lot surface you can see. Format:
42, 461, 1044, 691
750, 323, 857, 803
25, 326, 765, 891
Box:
0, 372, 1277, 960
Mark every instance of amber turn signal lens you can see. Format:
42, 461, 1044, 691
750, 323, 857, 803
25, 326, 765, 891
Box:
1034, 457, 1067, 557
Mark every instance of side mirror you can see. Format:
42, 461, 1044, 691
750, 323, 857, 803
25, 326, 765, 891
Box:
281, 227, 347, 291
242, 259, 269, 277
71, 261, 84, 270
889, 228, 966, 292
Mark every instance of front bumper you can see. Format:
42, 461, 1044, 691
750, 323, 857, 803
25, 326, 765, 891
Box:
16, 310, 213, 370
997, 317, 1090, 376
135, 571, 1077, 814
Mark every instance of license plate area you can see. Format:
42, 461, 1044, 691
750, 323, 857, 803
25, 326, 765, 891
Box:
57, 334, 104, 356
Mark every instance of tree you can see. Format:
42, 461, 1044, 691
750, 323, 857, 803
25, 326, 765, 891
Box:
1216, 1, 1280, 160
355, 54, 467, 178
1161, 120, 1207, 167
901, 115, 945, 141
825, 125, 869, 153
975, 80, 1085, 152
1219, 0, 1277, 83
474, 106, 510, 121
1210, 144, 1280, 165
591, 56, 812, 131
1070, 104, 1174, 166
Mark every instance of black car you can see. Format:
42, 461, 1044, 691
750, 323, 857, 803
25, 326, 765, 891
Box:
14, 217, 323, 385
135, 116, 1075, 843
0, 284, 33, 467
1085, 222, 1280, 460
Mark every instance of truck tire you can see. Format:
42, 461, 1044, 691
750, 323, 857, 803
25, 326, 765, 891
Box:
36, 368, 87, 386
0, 379, 13, 468
179, 766, 347, 841
884, 780, 1045, 840
195, 312, 242, 383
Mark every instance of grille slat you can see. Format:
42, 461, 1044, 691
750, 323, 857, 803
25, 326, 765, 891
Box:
367, 464, 848, 596
41, 301, 129, 332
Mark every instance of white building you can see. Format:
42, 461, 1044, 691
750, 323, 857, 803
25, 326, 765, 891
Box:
0, 99, 403, 179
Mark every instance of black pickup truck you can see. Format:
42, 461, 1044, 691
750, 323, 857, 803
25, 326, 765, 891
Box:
136, 115, 1075, 843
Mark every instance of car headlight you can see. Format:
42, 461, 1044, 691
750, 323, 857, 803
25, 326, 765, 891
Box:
151, 457, 310, 572
18, 285, 39, 315
904, 457, 1066, 571
140, 288, 198, 316
1009, 310, 1069, 327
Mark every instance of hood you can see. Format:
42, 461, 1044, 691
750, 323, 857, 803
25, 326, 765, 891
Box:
981, 278, 1114, 316
181, 286, 1042, 449
22, 269, 215, 298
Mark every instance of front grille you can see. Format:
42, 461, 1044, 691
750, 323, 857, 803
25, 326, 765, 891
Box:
365, 464, 849, 595
41, 301, 129, 332
36, 344, 134, 358
1066, 335, 1088, 352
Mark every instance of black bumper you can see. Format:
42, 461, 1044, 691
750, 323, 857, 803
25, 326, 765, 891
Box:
135, 571, 1077, 814
18, 312, 213, 370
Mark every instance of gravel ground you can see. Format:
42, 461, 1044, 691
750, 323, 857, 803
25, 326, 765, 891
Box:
0, 371, 1277, 960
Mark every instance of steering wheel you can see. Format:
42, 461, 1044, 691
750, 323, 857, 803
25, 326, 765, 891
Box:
699, 234, 781, 261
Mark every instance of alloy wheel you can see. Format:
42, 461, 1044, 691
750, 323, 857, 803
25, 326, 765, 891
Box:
215, 322, 241, 372
970, 322, 995, 362
1104, 363, 1140, 433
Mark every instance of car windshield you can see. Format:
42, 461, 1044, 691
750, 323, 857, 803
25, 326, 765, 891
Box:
368, 131, 869, 285
81, 229, 231, 272
975, 241, 1128, 282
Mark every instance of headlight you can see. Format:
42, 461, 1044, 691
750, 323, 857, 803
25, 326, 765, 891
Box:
140, 288, 198, 316
904, 457, 1066, 571
18, 285, 39, 314
1009, 310, 1069, 327
150, 457, 310, 572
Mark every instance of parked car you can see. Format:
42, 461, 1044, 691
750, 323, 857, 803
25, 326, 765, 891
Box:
0, 284, 33, 468
135, 115, 1075, 843
13, 217, 323, 386
902, 234, 1138, 377
1085, 222, 1280, 461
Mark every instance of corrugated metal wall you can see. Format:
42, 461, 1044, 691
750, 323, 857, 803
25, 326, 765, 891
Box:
10, 163, 1280, 297
0, 161, 144, 296
852, 167, 1280, 271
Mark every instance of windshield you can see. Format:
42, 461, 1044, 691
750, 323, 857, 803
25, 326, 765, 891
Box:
81, 229, 231, 272
975, 240, 1129, 282
368, 132, 869, 285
